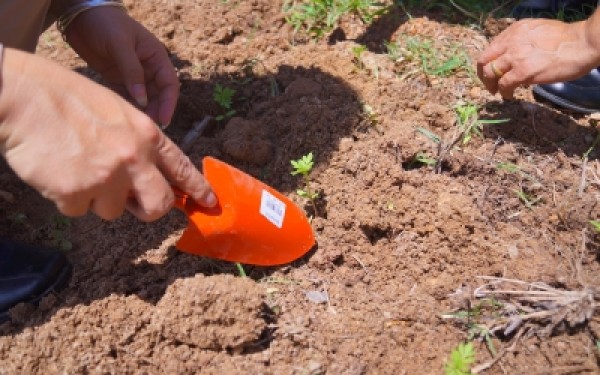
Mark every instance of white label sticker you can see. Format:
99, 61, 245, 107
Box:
259, 190, 286, 229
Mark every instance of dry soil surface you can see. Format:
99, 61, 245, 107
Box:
1, 1, 600, 374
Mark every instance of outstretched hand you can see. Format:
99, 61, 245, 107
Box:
64, 6, 178, 128
477, 18, 598, 98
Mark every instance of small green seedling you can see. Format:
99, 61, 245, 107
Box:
414, 151, 437, 167
441, 298, 502, 357
284, 0, 385, 39
467, 324, 496, 356
496, 162, 520, 174
416, 126, 441, 144
514, 189, 542, 209
351, 44, 368, 69
407, 127, 440, 169
8, 212, 27, 226
444, 342, 475, 375
346, 0, 387, 24
235, 263, 247, 277
361, 103, 380, 125
386, 35, 472, 79
285, 0, 344, 38
52, 215, 73, 251
590, 220, 600, 233
496, 163, 540, 185
213, 84, 237, 121
291, 152, 320, 215
454, 102, 509, 145
583, 132, 600, 160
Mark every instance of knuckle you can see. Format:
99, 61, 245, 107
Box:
93, 167, 114, 186
173, 155, 194, 183
52, 182, 80, 204
137, 117, 161, 143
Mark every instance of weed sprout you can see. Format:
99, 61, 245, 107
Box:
213, 83, 237, 121
291, 152, 320, 216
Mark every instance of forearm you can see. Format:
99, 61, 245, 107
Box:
0, 48, 49, 152
49, 0, 126, 36
583, 7, 600, 65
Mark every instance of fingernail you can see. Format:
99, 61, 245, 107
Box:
131, 84, 148, 107
204, 192, 217, 207
159, 122, 170, 130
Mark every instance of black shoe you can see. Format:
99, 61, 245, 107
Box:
0, 239, 72, 323
532, 68, 600, 113
512, 0, 597, 19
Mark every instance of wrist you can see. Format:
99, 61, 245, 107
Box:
582, 12, 600, 65
0, 48, 28, 152
56, 0, 126, 38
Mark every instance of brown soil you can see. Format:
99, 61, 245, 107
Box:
1, 1, 600, 373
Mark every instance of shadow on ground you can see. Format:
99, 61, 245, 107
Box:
481, 100, 600, 161
0, 57, 365, 334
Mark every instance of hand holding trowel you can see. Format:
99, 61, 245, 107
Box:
171, 157, 315, 266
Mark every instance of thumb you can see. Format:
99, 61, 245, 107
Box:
111, 44, 148, 108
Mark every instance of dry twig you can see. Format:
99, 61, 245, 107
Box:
443, 274, 599, 373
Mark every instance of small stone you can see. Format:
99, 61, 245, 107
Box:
338, 137, 354, 152
469, 86, 481, 99
307, 360, 324, 374
306, 290, 328, 304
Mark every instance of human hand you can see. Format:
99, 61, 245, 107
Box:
0, 49, 216, 221
477, 18, 598, 98
63, 6, 178, 128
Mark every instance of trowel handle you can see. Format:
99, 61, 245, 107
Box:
171, 186, 189, 211
126, 188, 189, 211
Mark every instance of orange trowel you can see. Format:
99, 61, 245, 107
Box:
172, 157, 315, 266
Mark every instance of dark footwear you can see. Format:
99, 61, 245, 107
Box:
512, 0, 597, 19
0, 239, 72, 323
532, 68, 600, 113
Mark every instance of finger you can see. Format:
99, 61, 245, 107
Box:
55, 195, 91, 217
484, 58, 511, 81
125, 167, 174, 222
497, 71, 522, 99
145, 53, 179, 128
142, 81, 160, 124
154, 134, 217, 208
485, 58, 513, 96
477, 62, 498, 95
90, 187, 129, 221
477, 42, 506, 68
477, 40, 508, 94
481, 58, 512, 98
110, 42, 148, 108
156, 75, 179, 129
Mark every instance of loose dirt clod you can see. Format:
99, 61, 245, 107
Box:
152, 274, 266, 351
220, 117, 273, 165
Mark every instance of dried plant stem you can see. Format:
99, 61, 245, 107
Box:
579, 157, 588, 197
